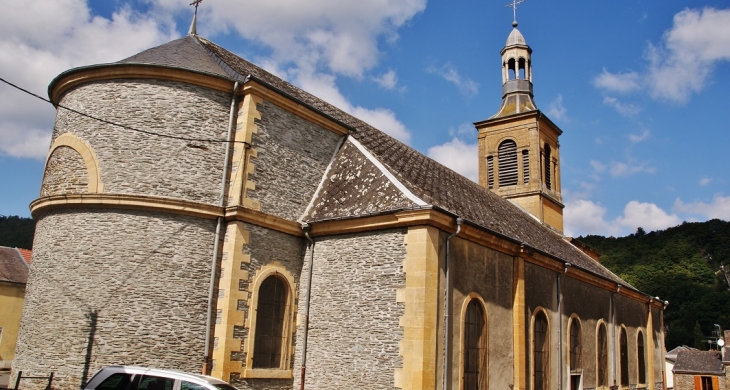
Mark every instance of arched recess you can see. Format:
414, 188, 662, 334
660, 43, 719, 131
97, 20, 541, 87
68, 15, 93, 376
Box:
460, 293, 489, 390
637, 330, 646, 385
498, 139, 518, 187
45, 133, 104, 193
530, 307, 550, 390
619, 325, 629, 387
568, 315, 583, 390
243, 263, 297, 378
596, 320, 609, 389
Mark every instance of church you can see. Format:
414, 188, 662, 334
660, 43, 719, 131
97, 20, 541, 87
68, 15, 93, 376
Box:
13, 10, 666, 390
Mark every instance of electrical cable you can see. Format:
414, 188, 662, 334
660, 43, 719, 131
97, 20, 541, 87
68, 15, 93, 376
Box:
0, 77, 249, 146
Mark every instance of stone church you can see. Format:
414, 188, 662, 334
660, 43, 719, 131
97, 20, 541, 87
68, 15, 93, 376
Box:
14, 14, 666, 390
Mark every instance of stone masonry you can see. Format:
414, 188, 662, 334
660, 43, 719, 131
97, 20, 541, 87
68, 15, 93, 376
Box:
40, 146, 89, 196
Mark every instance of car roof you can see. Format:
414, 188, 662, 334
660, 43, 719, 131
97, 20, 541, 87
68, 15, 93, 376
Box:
100, 366, 229, 385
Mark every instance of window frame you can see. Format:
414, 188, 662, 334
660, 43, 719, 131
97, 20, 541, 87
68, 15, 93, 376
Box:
460, 294, 489, 390
596, 321, 609, 389
619, 326, 629, 387
637, 330, 646, 385
242, 265, 297, 379
531, 308, 550, 390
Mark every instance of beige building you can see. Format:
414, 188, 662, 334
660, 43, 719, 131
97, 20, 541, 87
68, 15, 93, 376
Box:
14, 16, 666, 390
0, 247, 29, 371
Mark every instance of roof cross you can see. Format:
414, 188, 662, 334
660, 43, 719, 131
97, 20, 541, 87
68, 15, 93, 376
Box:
188, 0, 202, 35
503, 0, 525, 26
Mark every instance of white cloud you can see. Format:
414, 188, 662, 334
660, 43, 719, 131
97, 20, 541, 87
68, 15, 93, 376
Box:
546, 94, 568, 122
593, 69, 641, 93
628, 129, 650, 143
373, 70, 398, 90
564, 199, 682, 237
595, 7, 730, 104
603, 96, 642, 117
699, 176, 713, 186
0, 0, 176, 159
426, 137, 478, 182
427, 63, 479, 97
590, 159, 654, 178
673, 194, 730, 220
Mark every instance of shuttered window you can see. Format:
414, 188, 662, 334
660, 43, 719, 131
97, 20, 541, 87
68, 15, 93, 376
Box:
620, 328, 629, 386
522, 150, 530, 184
544, 144, 552, 190
638, 332, 646, 384
463, 300, 488, 390
597, 323, 608, 387
534, 311, 549, 390
498, 140, 518, 187
695, 376, 719, 390
487, 156, 494, 189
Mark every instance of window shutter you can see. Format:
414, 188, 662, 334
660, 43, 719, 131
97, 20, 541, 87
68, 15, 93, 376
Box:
711, 377, 719, 390
694, 376, 702, 390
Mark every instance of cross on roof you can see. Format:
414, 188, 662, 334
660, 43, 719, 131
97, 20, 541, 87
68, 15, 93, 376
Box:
503, 0, 525, 25
190, 0, 202, 15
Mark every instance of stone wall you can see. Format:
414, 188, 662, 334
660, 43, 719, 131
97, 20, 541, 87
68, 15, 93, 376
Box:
249, 100, 343, 221
12, 209, 216, 389
291, 229, 407, 390
52, 80, 231, 204
40, 146, 88, 196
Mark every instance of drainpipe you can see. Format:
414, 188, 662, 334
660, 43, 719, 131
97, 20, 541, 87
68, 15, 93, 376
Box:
443, 217, 463, 390
611, 285, 621, 390
203, 80, 240, 374
558, 262, 571, 390
300, 223, 315, 390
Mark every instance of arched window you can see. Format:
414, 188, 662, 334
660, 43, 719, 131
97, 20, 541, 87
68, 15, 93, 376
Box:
597, 323, 608, 387
498, 140, 518, 187
463, 299, 488, 390
543, 144, 552, 190
508, 58, 516, 80
569, 318, 582, 371
637, 331, 646, 384
533, 311, 549, 390
518, 58, 526, 79
620, 328, 629, 386
252, 275, 289, 368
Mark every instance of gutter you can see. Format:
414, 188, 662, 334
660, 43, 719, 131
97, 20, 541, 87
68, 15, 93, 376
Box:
299, 224, 315, 390
203, 80, 240, 374
557, 262, 571, 390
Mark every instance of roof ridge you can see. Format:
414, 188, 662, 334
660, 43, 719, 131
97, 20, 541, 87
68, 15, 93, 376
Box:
193, 36, 246, 81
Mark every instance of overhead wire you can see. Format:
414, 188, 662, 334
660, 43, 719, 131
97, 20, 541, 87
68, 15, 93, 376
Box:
0, 77, 249, 146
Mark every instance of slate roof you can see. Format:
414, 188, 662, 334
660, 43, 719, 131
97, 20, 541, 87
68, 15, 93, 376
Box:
666, 346, 697, 363
111, 34, 635, 291
0, 246, 29, 284
673, 351, 724, 374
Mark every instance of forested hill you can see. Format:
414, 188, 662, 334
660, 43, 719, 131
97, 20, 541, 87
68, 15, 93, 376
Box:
578, 219, 730, 350
0, 215, 35, 249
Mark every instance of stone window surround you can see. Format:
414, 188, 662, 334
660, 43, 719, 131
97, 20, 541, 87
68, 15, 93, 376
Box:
530, 306, 550, 390
459, 293, 489, 390
242, 264, 296, 379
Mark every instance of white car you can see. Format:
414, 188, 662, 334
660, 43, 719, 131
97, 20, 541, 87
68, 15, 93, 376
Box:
83, 366, 239, 390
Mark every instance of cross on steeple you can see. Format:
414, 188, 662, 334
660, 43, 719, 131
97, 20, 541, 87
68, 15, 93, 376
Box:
188, 0, 202, 35
503, 0, 525, 26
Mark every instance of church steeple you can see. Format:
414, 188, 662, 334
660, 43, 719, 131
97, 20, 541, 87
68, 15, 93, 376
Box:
475, 20, 565, 233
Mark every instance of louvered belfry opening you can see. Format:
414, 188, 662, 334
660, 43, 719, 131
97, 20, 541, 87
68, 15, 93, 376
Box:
463, 300, 488, 390
543, 144, 552, 190
498, 140, 518, 187
487, 156, 495, 189
522, 150, 530, 184
253, 275, 288, 368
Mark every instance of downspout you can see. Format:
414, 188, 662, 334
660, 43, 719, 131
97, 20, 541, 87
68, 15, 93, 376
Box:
443, 217, 463, 390
612, 284, 621, 390
558, 262, 571, 390
203, 80, 240, 374
300, 223, 315, 390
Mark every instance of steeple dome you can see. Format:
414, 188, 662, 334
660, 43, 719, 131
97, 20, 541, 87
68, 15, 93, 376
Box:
492, 24, 536, 118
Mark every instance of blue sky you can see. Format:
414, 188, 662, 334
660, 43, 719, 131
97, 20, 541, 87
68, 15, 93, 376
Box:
1, 0, 729, 237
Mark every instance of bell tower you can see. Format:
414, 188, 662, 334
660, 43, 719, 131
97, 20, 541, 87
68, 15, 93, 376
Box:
475, 21, 565, 233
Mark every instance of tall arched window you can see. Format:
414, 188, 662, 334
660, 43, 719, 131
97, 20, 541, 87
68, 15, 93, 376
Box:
569, 318, 582, 371
533, 311, 549, 390
463, 299, 488, 390
498, 140, 518, 187
252, 275, 289, 368
543, 144, 552, 190
637, 331, 646, 384
620, 328, 629, 386
597, 323, 608, 387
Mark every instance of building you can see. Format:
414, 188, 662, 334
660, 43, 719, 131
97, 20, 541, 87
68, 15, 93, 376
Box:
0, 247, 29, 372
667, 346, 698, 389
13, 15, 666, 390
673, 350, 724, 390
